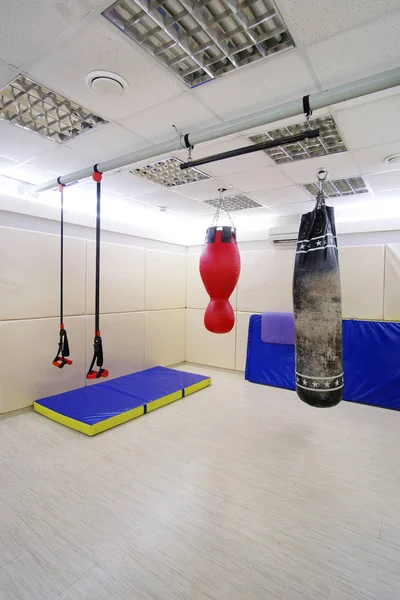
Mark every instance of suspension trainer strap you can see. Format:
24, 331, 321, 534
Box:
53, 178, 73, 368
303, 95, 312, 118
87, 165, 109, 379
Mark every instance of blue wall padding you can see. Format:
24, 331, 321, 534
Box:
36, 367, 209, 425
245, 315, 400, 410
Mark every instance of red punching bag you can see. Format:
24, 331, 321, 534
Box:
200, 225, 241, 334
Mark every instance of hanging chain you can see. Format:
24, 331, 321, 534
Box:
209, 188, 236, 229
315, 168, 328, 209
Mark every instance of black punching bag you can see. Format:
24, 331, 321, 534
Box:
293, 172, 343, 408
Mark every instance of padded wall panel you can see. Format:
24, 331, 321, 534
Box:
144, 309, 185, 368
339, 245, 384, 320
237, 249, 295, 313
86, 241, 145, 314
384, 244, 400, 321
235, 312, 256, 372
0, 227, 85, 320
0, 317, 85, 413
145, 250, 186, 310
85, 312, 144, 384
186, 252, 237, 309
186, 308, 235, 369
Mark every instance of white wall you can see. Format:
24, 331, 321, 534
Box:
0, 225, 186, 414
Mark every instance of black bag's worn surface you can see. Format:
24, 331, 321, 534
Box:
293, 204, 343, 408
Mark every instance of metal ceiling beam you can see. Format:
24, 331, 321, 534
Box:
30, 66, 400, 195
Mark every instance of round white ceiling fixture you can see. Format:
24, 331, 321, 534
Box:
86, 71, 128, 98
384, 154, 400, 164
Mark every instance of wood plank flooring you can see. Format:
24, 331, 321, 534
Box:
1, 364, 400, 599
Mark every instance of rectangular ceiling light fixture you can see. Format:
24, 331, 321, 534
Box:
103, 0, 294, 88
0, 75, 107, 143
303, 176, 368, 198
205, 193, 262, 211
248, 116, 347, 164
132, 157, 211, 187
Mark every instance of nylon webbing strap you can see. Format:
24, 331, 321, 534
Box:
53, 178, 73, 368
87, 166, 109, 379
303, 95, 312, 118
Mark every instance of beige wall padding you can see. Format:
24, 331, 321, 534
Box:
145, 250, 186, 310
339, 245, 385, 320
0, 316, 86, 413
185, 308, 236, 369
384, 244, 400, 321
237, 249, 295, 313
0, 227, 85, 320
86, 241, 145, 314
144, 309, 185, 368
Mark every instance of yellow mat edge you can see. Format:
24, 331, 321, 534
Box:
33, 402, 145, 436
146, 390, 182, 413
184, 377, 211, 396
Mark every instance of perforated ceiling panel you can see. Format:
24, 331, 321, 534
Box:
0, 75, 107, 143
304, 176, 368, 198
205, 193, 262, 211
103, 0, 294, 88
132, 157, 210, 187
249, 116, 347, 164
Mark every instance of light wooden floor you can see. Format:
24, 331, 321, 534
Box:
1, 364, 400, 600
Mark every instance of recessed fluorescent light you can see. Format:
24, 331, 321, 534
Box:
0, 75, 107, 143
205, 193, 262, 211
303, 176, 368, 198
248, 116, 347, 164
132, 157, 210, 187
103, 0, 294, 88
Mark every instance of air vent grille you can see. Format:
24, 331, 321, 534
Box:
0, 75, 107, 143
103, 0, 294, 88
248, 116, 346, 164
304, 176, 368, 198
132, 157, 210, 187
205, 194, 262, 211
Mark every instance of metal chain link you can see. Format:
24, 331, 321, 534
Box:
315, 168, 328, 210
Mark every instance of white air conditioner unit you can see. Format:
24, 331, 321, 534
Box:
268, 225, 298, 246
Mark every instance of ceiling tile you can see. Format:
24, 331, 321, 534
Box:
27, 19, 185, 122
222, 166, 293, 192
0, 58, 17, 89
335, 93, 400, 150
353, 142, 400, 175
137, 189, 197, 207
193, 50, 318, 121
278, 151, 360, 184
120, 92, 221, 144
169, 201, 215, 216
367, 170, 400, 193
327, 191, 375, 208
27, 146, 94, 176
7, 163, 56, 185
101, 171, 162, 197
0, 121, 57, 162
306, 11, 400, 88
269, 200, 315, 216
279, 0, 400, 45
0, 0, 91, 66
174, 178, 233, 201
249, 185, 312, 206
65, 123, 148, 163
0, 155, 20, 176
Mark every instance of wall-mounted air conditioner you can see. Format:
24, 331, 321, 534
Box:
268, 226, 298, 246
